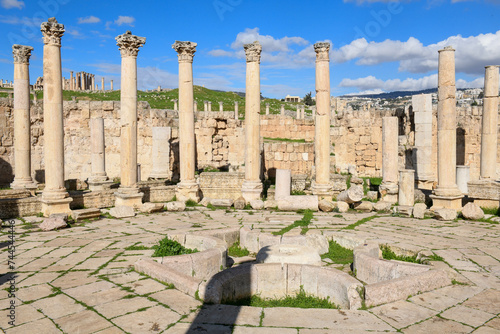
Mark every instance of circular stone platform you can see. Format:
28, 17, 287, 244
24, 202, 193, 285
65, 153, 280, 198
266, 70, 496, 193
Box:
256, 244, 322, 266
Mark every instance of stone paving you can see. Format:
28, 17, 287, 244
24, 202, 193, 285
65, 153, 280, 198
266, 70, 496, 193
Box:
1, 208, 500, 333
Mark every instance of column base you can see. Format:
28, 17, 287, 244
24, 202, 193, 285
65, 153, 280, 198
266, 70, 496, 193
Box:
430, 194, 463, 210
379, 182, 398, 204
88, 179, 114, 191
311, 182, 333, 200
40, 197, 73, 217
176, 181, 200, 203
115, 187, 144, 208
241, 180, 263, 202
10, 179, 37, 195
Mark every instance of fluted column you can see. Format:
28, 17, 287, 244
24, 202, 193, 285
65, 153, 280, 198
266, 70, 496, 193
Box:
312, 42, 332, 198
10, 44, 37, 192
173, 41, 199, 201
431, 46, 463, 209
480, 65, 499, 180
115, 30, 145, 208
241, 41, 263, 201
40, 18, 72, 216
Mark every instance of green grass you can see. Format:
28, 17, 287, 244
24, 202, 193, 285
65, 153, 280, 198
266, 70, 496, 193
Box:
321, 240, 354, 265
272, 210, 314, 236
125, 243, 150, 251
263, 137, 307, 143
185, 199, 198, 207
152, 236, 198, 257
225, 286, 338, 309
380, 245, 422, 264
228, 241, 250, 257
481, 207, 500, 216
202, 166, 220, 172
343, 215, 377, 230
291, 190, 306, 195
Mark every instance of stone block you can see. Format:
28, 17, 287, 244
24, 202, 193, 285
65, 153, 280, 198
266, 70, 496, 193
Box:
277, 195, 318, 211
71, 208, 101, 221
413, 203, 427, 219
109, 206, 135, 218
40, 215, 67, 231
250, 199, 264, 210
256, 263, 287, 299
256, 244, 321, 266
461, 202, 484, 220
434, 208, 457, 221
353, 201, 373, 212
139, 202, 164, 214
210, 199, 234, 208
318, 199, 335, 212
234, 196, 246, 210
165, 201, 186, 212
336, 201, 349, 213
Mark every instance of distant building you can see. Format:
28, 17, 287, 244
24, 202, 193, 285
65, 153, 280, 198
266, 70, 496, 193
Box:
285, 95, 301, 102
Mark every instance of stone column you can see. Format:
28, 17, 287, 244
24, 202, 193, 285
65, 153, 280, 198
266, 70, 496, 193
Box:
10, 44, 37, 191
40, 18, 72, 216
275, 169, 291, 200
80, 72, 84, 90
173, 41, 199, 202
280, 104, 285, 116
480, 65, 499, 180
312, 42, 332, 198
296, 105, 300, 119
110, 80, 114, 91
204, 101, 208, 112
219, 101, 223, 112
234, 101, 239, 119
173, 99, 178, 111
380, 117, 399, 203
431, 46, 463, 210
412, 94, 434, 189
456, 165, 470, 195
69, 71, 73, 90
115, 30, 146, 208
398, 169, 415, 206
193, 101, 198, 112
101, 77, 105, 92
91, 75, 95, 91
301, 105, 305, 119
265, 103, 269, 115
88, 117, 112, 191
208, 101, 212, 111
149, 127, 171, 179
241, 41, 263, 201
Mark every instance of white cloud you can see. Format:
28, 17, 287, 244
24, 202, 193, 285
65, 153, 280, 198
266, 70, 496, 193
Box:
114, 16, 135, 27
333, 31, 500, 76
78, 16, 100, 24
0, 15, 42, 27
1, 0, 24, 9
261, 84, 302, 98
229, 28, 308, 52
66, 29, 85, 39
339, 74, 484, 92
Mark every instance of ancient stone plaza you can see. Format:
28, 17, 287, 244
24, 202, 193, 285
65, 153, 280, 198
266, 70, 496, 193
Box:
0, 15, 500, 334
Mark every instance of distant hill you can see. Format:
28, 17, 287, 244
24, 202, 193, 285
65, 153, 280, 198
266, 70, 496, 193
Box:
341, 87, 479, 99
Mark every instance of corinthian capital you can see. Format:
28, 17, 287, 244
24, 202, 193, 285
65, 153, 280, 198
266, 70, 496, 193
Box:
41, 17, 65, 46
244, 41, 262, 63
314, 42, 330, 62
172, 41, 197, 63
116, 31, 146, 57
12, 45, 34, 64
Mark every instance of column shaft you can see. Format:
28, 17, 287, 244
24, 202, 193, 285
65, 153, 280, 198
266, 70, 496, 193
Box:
480, 66, 499, 179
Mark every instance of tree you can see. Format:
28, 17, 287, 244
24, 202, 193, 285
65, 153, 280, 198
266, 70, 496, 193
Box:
303, 91, 315, 106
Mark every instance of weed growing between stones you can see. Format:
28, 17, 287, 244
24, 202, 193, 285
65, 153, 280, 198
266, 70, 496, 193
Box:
321, 240, 354, 265
272, 210, 314, 236
343, 215, 377, 230
225, 286, 338, 309
185, 199, 198, 207
228, 241, 249, 257
380, 245, 422, 264
152, 236, 198, 257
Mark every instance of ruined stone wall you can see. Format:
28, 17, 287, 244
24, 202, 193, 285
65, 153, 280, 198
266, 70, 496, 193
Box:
0, 98, 496, 187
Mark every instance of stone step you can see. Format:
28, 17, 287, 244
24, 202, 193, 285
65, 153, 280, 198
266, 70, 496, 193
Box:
71, 208, 101, 221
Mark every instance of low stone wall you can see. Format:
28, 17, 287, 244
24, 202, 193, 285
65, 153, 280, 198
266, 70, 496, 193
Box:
260, 116, 314, 141
264, 142, 314, 178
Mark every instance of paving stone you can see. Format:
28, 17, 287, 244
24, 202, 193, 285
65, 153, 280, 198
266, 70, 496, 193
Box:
32, 293, 86, 319
112, 305, 180, 333
94, 296, 157, 318
472, 327, 500, 334
233, 327, 298, 333
76, 287, 130, 307
409, 290, 462, 311
94, 327, 126, 334
185, 305, 262, 326
149, 289, 201, 314
72, 256, 113, 270
16, 247, 56, 259
462, 289, 500, 314
5, 317, 61, 334
0, 304, 44, 328
51, 271, 96, 289
40, 237, 75, 247
484, 317, 500, 330
18, 258, 57, 271
460, 272, 500, 290
440, 305, 495, 328
433, 284, 485, 302
299, 330, 395, 334
370, 300, 436, 329
262, 307, 394, 331
55, 309, 112, 334
44, 247, 79, 258
105, 271, 143, 285
64, 280, 115, 299
122, 278, 167, 295
17, 272, 60, 288
164, 322, 233, 334
16, 283, 54, 302
402, 316, 473, 334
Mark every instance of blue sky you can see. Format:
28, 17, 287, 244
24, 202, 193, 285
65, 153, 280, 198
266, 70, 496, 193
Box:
0, 0, 499, 98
